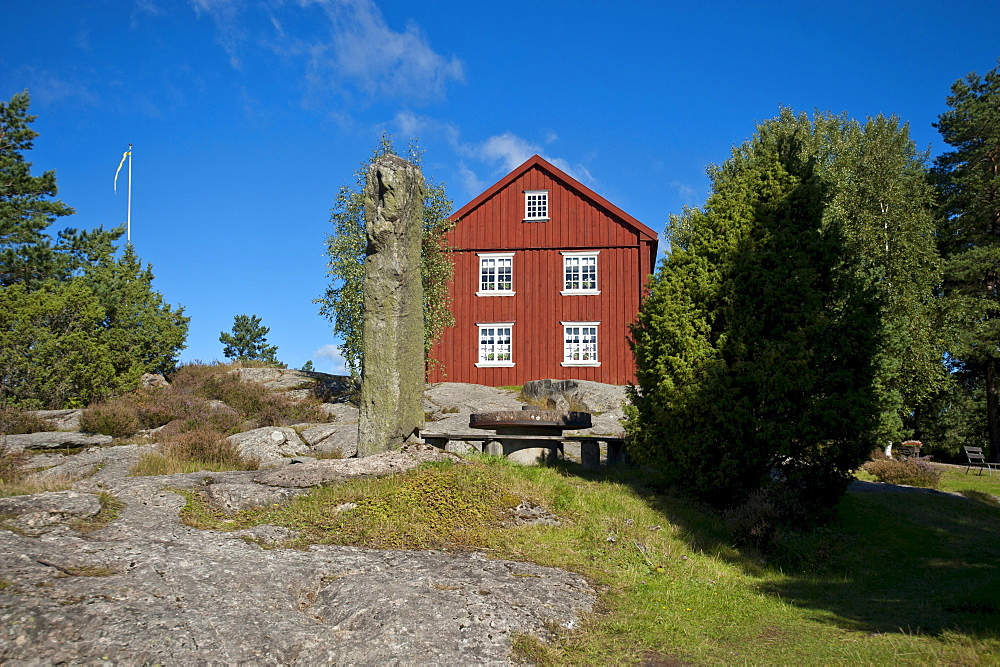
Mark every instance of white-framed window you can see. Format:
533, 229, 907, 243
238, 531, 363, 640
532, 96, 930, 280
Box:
476, 323, 514, 367
561, 322, 600, 367
561, 251, 600, 295
524, 190, 549, 221
477, 252, 514, 296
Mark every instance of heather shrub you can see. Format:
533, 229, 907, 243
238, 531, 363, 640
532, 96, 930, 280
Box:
0, 408, 53, 435
862, 453, 942, 489
197, 368, 326, 427
167, 362, 230, 392
80, 399, 141, 437
131, 387, 189, 429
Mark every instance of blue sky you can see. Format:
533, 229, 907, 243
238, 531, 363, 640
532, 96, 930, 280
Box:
3, 0, 997, 374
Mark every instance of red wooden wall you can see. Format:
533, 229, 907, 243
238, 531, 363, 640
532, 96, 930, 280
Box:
427, 156, 658, 387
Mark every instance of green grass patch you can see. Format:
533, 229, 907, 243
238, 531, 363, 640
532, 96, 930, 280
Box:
176, 456, 1000, 664
72, 492, 125, 533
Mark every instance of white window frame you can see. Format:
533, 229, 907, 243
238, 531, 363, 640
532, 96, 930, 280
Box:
561, 251, 600, 295
476, 252, 515, 297
524, 190, 549, 221
561, 321, 600, 367
476, 322, 515, 367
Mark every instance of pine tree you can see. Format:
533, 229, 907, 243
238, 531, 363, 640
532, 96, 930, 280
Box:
0, 91, 188, 408
220, 314, 280, 364
82, 245, 190, 393
0, 91, 74, 287
932, 60, 1000, 461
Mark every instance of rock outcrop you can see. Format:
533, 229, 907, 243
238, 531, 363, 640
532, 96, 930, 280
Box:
0, 445, 595, 664
0, 379, 618, 663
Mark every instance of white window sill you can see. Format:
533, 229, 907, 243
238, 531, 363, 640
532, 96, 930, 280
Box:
561, 361, 601, 367
476, 361, 515, 368
476, 291, 515, 297
561, 290, 601, 296
523, 217, 550, 223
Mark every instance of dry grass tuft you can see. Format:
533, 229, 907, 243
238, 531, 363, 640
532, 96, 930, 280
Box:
0, 444, 31, 484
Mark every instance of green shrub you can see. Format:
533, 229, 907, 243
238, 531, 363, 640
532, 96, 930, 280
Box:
79, 399, 141, 437
862, 454, 942, 488
0, 408, 53, 435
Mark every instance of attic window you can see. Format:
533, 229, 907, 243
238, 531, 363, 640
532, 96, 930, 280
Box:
524, 190, 549, 221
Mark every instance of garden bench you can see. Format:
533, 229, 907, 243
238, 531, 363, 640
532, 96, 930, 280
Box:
963, 446, 999, 476
419, 431, 628, 468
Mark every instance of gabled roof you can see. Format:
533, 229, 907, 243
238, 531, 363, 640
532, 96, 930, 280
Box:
451, 155, 659, 242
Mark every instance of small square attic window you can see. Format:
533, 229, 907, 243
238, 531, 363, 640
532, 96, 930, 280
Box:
524, 190, 548, 221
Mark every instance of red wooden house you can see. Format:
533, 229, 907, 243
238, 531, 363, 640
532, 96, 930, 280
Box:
427, 155, 659, 386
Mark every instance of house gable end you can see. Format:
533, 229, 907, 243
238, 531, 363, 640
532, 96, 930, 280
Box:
450, 155, 658, 246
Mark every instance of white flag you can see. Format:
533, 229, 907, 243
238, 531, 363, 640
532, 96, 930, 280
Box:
114, 149, 131, 192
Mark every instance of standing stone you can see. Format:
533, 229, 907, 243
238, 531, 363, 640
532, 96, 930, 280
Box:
357, 154, 426, 457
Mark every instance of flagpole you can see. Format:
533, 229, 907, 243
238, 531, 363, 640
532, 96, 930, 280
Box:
127, 143, 132, 244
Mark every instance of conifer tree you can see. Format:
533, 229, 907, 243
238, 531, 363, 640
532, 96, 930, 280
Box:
0, 91, 74, 287
932, 60, 1000, 461
220, 314, 280, 365
0, 91, 188, 408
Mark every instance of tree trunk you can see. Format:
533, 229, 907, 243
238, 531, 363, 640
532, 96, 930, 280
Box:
987, 357, 1000, 463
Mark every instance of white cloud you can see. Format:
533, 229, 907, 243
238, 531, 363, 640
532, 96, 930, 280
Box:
190, 0, 246, 69
20, 69, 100, 108
392, 110, 426, 139
670, 179, 700, 206
313, 343, 348, 375
456, 161, 484, 195
308, 0, 464, 102
475, 132, 540, 172
191, 0, 464, 104
454, 131, 598, 191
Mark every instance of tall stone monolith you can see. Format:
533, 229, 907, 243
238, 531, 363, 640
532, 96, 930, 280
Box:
357, 154, 425, 457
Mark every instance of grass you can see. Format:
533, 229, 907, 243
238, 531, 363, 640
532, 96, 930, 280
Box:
72, 492, 125, 533
0, 476, 77, 498
174, 455, 1000, 663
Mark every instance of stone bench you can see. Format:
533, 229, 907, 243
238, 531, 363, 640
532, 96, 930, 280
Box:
419, 432, 628, 468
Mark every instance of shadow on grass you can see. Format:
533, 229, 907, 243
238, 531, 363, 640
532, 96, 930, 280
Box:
565, 461, 1000, 640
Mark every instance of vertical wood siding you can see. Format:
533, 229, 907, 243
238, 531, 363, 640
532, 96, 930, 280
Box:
428, 164, 656, 386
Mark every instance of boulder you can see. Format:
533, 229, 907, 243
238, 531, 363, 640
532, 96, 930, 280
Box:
233, 367, 314, 391
227, 427, 310, 466
424, 383, 522, 415
232, 368, 356, 402
1, 431, 112, 451
28, 409, 83, 431
139, 373, 169, 389
299, 423, 358, 458
254, 444, 459, 488
521, 379, 627, 413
